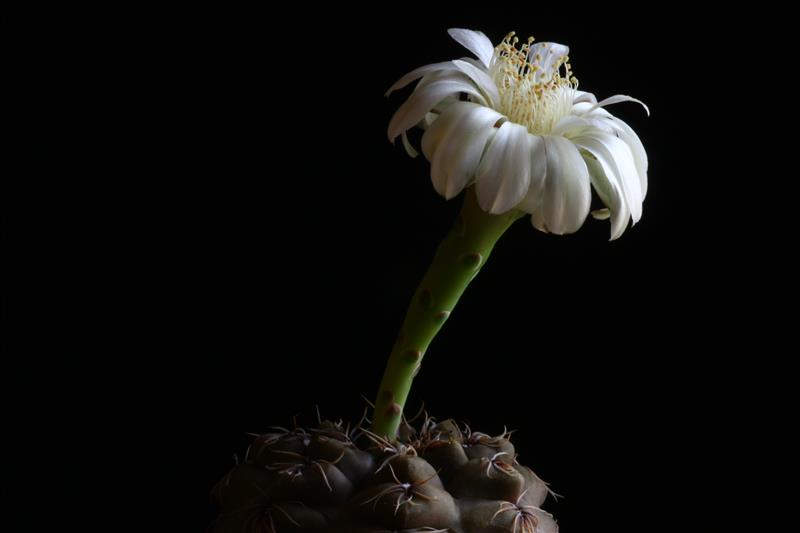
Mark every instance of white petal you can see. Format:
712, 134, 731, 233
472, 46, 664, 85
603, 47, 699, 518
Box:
573, 90, 597, 105
585, 94, 650, 116
421, 102, 474, 160
582, 152, 629, 240
551, 115, 614, 138
475, 121, 531, 214
531, 205, 548, 233
459, 57, 489, 71
516, 134, 546, 214
384, 61, 459, 97
429, 104, 503, 199
387, 76, 487, 142
422, 111, 438, 129
542, 136, 591, 234
605, 116, 648, 198
571, 101, 605, 116
447, 28, 495, 68
412, 68, 465, 93
401, 131, 418, 158
452, 59, 500, 108
573, 132, 643, 224
568, 106, 648, 198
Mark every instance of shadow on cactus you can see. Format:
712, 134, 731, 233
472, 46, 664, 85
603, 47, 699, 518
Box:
211, 26, 648, 532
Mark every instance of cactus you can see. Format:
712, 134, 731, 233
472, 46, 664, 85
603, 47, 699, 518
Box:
212, 416, 558, 532
206, 23, 651, 529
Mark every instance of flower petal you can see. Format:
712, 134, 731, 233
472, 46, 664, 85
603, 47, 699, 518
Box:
516, 134, 547, 214
585, 94, 649, 116
530, 204, 548, 233
605, 116, 648, 198
551, 115, 614, 138
573, 132, 643, 224
452, 59, 499, 108
475, 121, 531, 214
384, 61, 459, 97
387, 75, 487, 142
571, 101, 602, 116
428, 104, 504, 199
573, 90, 597, 105
401, 131, 418, 158
447, 28, 495, 68
582, 152, 630, 240
422, 111, 439, 129
542, 136, 591, 234
421, 101, 474, 160
567, 105, 648, 198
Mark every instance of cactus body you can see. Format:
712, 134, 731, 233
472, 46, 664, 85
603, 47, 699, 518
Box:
212, 417, 557, 532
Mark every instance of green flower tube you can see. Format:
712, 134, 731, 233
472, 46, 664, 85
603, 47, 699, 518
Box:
372, 188, 524, 438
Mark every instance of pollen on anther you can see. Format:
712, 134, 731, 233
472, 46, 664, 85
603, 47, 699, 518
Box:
491, 30, 578, 134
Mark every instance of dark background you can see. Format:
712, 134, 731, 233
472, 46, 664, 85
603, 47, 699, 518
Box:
6, 7, 796, 532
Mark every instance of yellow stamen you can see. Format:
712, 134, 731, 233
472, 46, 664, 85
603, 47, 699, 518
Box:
490, 32, 578, 134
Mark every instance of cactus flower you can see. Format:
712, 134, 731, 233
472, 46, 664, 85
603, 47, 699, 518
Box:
212, 27, 650, 533
387, 28, 649, 240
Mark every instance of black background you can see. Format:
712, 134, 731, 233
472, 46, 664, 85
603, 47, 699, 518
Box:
6, 7, 796, 532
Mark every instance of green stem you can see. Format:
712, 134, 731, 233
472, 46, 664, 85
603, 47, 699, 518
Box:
371, 187, 524, 438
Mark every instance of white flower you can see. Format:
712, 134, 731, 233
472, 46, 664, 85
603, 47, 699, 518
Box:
387, 29, 649, 240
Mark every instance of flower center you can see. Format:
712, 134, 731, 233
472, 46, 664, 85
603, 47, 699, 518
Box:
490, 32, 577, 134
